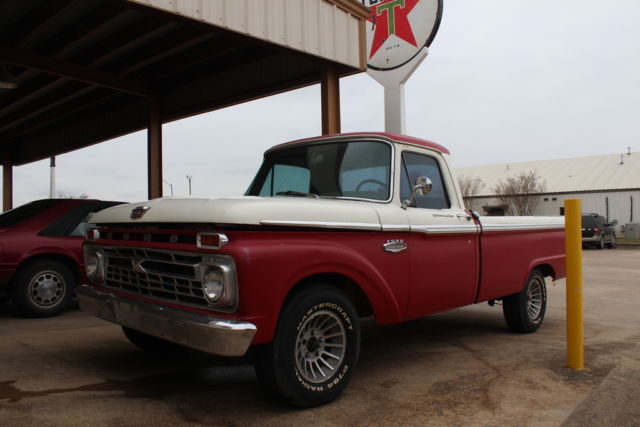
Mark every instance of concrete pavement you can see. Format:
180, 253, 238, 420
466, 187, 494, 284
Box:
1, 248, 639, 426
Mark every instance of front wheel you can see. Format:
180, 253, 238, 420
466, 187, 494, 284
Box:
255, 284, 360, 407
503, 269, 547, 333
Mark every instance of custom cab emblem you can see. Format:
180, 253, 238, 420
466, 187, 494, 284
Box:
383, 239, 407, 253
130, 206, 151, 219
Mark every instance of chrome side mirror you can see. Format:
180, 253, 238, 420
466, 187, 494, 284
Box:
402, 176, 432, 209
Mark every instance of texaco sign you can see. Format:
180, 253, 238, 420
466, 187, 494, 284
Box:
363, 0, 442, 71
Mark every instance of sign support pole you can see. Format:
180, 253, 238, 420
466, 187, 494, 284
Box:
367, 48, 429, 134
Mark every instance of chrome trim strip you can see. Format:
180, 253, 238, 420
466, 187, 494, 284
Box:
481, 223, 564, 232
259, 220, 381, 231
77, 285, 256, 357
382, 224, 411, 232
410, 224, 479, 234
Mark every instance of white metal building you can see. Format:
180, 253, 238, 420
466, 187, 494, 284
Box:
457, 150, 640, 237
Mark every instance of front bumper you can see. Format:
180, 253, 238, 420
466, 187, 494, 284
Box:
77, 285, 257, 357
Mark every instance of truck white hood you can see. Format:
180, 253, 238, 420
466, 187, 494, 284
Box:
90, 196, 383, 230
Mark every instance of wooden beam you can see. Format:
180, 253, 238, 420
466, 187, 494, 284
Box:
0, 44, 147, 97
321, 63, 341, 135
3, 157, 12, 212
147, 97, 162, 199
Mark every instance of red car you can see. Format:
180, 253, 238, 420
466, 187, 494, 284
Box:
0, 199, 122, 317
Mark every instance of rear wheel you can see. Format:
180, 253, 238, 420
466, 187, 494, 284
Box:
11, 260, 75, 317
255, 284, 360, 407
503, 269, 547, 333
597, 236, 605, 249
607, 234, 616, 249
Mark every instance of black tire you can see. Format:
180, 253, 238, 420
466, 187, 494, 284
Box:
503, 269, 547, 333
254, 284, 360, 407
597, 236, 605, 249
121, 326, 186, 353
11, 260, 75, 318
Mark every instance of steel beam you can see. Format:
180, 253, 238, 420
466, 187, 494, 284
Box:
147, 97, 163, 199
321, 63, 341, 135
0, 44, 147, 97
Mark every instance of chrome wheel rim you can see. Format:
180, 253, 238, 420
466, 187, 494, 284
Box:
28, 271, 64, 307
295, 310, 346, 384
527, 276, 544, 320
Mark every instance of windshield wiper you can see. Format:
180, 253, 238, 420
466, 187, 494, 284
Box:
276, 190, 319, 198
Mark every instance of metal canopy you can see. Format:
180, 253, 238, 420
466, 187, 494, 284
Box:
0, 0, 368, 167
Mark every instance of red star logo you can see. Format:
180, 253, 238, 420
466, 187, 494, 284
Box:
368, 0, 419, 59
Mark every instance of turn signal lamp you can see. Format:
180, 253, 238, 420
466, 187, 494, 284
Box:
197, 233, 229, 249
86, 228, 100, 241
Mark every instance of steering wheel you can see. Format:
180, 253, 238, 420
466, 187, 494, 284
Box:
355, 179, 386, 191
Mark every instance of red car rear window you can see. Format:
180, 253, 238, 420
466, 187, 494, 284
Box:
0, 199, 60, 228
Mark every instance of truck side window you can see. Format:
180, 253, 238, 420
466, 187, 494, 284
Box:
400, 152, 450, 209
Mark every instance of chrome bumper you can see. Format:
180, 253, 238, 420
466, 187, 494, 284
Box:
77, 285, 257, 357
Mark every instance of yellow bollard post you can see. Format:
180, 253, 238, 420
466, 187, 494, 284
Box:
564, 199, 584, 370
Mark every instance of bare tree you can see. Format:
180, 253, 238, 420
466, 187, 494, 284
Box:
458, 175, 485, 201
493, 171, 546, 216
57, 192, 90, 199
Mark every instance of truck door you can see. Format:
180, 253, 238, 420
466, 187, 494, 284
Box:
400, 151, 480, 319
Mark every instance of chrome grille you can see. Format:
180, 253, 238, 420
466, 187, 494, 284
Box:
102, 247, 208, 306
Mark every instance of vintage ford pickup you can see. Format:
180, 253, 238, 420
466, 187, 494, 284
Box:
77, 132, 565, 407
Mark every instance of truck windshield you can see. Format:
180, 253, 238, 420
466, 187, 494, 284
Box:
246, 140, 392, 201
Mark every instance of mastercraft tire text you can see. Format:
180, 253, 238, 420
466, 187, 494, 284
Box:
254, 284, 361, 407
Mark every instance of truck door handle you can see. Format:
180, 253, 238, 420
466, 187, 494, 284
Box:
457, 213, 472, 220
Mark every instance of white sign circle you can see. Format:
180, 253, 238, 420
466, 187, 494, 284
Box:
363, 0, 442, 71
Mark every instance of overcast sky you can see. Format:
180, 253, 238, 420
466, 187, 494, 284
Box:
7, 0, 640, 206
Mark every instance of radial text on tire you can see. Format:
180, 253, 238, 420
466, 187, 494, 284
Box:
254, 284, 361, 407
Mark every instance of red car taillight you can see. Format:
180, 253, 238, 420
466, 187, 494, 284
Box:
594, 227, 600, 234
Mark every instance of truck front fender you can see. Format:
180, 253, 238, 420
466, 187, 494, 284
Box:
227, 233, 410, 344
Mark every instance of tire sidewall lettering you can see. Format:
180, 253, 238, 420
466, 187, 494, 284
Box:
293, 302, 354, 393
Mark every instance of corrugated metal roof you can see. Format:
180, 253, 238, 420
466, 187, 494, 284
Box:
457, 151, 640, 196
133, 0, 368, 70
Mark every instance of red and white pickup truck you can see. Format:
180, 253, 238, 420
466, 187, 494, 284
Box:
77, 132, 565, 407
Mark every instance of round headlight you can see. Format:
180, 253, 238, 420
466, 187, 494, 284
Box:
86, 254, 99, 278
202, 268, 224, 303
85, 251, 104, 282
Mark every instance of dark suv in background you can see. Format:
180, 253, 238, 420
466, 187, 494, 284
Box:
581, 213, 616, 249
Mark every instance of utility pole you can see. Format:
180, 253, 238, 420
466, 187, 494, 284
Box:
186, 175, 192, 196
49, 156, 56, 198
163, 179, 173, 196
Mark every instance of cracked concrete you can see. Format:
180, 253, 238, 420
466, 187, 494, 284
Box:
0, 248, 638, 426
